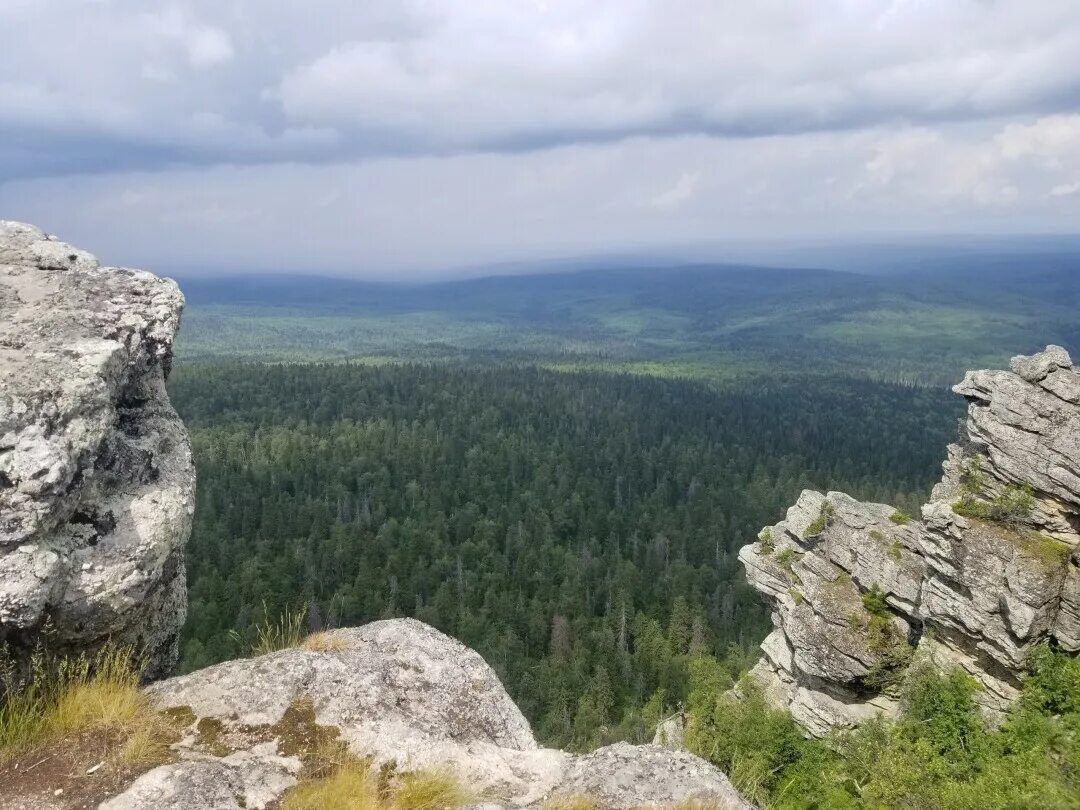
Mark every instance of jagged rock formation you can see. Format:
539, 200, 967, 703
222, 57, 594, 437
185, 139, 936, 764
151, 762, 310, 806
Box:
0, 222, 193, 677
105, 618, 750, 809
739, 346, 1080, 736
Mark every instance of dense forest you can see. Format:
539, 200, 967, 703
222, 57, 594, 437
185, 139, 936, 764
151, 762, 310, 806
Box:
170, 362, 957, 749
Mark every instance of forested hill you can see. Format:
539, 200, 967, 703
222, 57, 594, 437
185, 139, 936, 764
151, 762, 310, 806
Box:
170, 361, 958, 749
176, 253, 1080, 384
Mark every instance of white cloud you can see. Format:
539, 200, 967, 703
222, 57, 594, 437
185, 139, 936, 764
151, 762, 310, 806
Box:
853, 115, 1080, 209
186, 26, 234, 68
650, 172, 700, 210
273, 0, 1080, 149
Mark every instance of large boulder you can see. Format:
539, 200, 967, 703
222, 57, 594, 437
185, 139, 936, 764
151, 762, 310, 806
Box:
0, 221, 193, 677
738, 346, 1080, 734
105, 618, 750, 809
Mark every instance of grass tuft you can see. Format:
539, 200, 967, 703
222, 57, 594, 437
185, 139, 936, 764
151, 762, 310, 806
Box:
303, 632, 350, 653
392, 769, 472, 809
0, 644, 174, 766
805, 501, 835, 538
283, 747, 471, 810
229, 603, 309, 657
285, 759, 380, 810
889, 510, 911, 525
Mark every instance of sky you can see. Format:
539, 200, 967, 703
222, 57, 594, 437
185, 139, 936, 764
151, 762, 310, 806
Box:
2, 0, 1080, 278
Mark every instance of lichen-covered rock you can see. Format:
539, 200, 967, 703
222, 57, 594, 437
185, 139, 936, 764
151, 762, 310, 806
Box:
100, 745, 299, 810
0, 221, 193, 677
122, 619, 747, 809
146, 619, 562, 804
549, 743, 753, 809
739, 346, 1080, 735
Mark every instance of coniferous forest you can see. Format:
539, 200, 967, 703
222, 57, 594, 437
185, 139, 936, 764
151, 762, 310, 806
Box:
169, 362, 957, 750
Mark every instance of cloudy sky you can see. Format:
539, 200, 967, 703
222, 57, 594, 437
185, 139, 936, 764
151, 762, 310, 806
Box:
2, 1, 1080, 277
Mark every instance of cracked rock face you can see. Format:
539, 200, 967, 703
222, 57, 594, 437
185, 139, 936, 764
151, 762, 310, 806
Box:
0, 221, 193, 677
740, 346, 1080, 736
113, 618, 749, 809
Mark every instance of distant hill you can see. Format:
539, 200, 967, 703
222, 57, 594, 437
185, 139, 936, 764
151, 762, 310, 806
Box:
175, 252, 1080, 384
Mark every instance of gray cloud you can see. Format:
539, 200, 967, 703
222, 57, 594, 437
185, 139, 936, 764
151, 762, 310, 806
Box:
1, 1, 1079, 274
4, 117, 1078, 276
2, 1, 1079, 179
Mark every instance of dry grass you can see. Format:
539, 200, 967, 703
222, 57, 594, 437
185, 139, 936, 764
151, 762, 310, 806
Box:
249, 604, 308, 656
285, 759, 381, 810
231, 604, 354, 657
118, 714, 178, 767
0, 645, 176, 767
391, 769, 471, 809
303, 632, 350, 653
283, 749, 471, 810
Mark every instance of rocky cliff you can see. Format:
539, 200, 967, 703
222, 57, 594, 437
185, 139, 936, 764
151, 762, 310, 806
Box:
739, 346, 1080, 735
0, 221, 193, 677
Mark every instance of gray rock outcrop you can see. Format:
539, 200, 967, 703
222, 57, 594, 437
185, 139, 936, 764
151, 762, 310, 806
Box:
106, 618, 750, 809
0, 222, 193, 677
550, 742, 749, 809
739, 346, 1080, 736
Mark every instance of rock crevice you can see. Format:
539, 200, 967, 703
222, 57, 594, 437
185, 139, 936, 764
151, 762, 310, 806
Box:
740, 346, 1080, 736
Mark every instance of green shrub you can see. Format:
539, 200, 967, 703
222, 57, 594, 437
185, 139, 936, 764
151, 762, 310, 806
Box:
686, 665, 836, 806
861, 584, 889, 617
953, 483, 1035, 528
805, 502, 835, 538
959, 455, 987, 495
989, 484, 1035, 527
858, 585, 912, 690
758, 528, 776, 554
951, 496, 989, 519
687, 645, 1080, 809
774, 546, 796, 569
889, 510, 911, 526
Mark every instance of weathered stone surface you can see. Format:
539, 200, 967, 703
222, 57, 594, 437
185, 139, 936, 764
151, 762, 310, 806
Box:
955, 351, 1080, 513
100, 745, 298, 810
0, 222, 193, 677
549, 743, 753, 809
146, 619, 564, 805
739, 346, 1080, 735
129, 619, 748, 809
